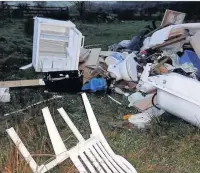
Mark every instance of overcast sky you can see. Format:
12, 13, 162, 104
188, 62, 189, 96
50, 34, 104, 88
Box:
6, 1, 72, 7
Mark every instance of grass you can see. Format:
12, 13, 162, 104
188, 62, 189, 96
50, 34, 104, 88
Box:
0, 18, 200, 173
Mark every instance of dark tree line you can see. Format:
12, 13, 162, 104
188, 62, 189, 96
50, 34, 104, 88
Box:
1, 1, 200, 22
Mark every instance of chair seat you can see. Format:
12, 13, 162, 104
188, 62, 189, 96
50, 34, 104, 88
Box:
68, 137, 136, 173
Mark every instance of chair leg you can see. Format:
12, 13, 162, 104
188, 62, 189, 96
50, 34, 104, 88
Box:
42, 107, 68, 161
6, 127, 38, 173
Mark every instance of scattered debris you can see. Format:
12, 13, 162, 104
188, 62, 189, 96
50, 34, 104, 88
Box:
107, 95, 122, 105
0, 88, 10, 102
114, 87, 129, 96
3, 11, 200, 129
127, 107, 165, 129
4, 95, 62, 116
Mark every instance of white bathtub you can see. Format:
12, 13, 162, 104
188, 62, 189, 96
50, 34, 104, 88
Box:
146, 73, 200, 127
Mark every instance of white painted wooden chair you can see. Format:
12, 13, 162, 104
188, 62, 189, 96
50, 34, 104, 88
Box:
6, 93, 137, 173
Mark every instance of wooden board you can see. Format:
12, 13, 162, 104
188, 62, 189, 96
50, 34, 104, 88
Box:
99, 56, 105, 63
79, 62, 97, 84
168, 27, 185, 39
161, 9, 186, 27
152, 35, 186, 49
85, 48, 101, 67
0, 79, 43, 88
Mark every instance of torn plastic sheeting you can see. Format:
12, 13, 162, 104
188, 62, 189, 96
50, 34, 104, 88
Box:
141, 37, 151, 50
148, 25, 174, 47
118, 40, 130, 47
126, 36, 142, 51
81, 77, 107, 92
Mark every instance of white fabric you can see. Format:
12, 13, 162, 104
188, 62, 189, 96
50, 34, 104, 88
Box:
149, 25, 174, 47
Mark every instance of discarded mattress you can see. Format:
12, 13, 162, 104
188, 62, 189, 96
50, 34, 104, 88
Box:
146, 73, 200, 127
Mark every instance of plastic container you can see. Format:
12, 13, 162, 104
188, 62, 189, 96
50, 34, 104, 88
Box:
107, 52, 138, 81
105, 52, 124, 66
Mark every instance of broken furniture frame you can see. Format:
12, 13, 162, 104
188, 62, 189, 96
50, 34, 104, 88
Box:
6, 93, 137, 173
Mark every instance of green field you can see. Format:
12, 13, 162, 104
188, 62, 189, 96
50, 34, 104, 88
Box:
0, 19, 200, 173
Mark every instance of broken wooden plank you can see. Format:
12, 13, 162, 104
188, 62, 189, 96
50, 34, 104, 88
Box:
168, 27, 185, 39
79, 48, 90, 63
79, 62, 97, 84
0, 79, 45, 88
85, 48, 101, 67
151, 35, 186, 50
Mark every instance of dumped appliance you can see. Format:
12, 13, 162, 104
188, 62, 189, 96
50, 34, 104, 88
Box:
32, 17, 84, 72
